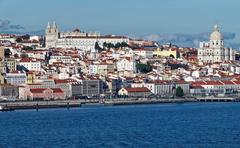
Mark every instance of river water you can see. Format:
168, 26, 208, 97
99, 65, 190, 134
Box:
1, 102, 240, 147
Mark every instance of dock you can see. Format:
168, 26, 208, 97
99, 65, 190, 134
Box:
196, 97, 240, 102
102, 98, 196, 106
0, 100, 83, 111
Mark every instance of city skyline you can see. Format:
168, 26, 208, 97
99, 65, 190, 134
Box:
0, 0, 240, 48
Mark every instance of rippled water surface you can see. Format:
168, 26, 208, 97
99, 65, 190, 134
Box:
1, 103, 240, 147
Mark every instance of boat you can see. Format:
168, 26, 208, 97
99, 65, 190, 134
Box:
0, 105, 15, 112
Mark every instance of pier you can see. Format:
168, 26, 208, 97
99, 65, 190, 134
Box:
196, 97, 240, 102
0, 100, 83, 111
102, 98, 196, 106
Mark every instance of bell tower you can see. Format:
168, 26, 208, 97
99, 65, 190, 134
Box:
45, 22, 59, 48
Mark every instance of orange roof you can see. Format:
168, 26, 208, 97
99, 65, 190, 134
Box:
54, 78, 77, 84
220, 81, 235, 85
51, 88, 64, 93
30, 88, 63, 94
191, 81, 207, 86
124, 87, 150, 92
19, 58, 39, 63
30, 88, 46, 93
205, 81, 223, 85
233, 81, 240, 85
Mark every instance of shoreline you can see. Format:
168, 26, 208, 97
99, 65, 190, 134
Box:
1, 97, 240, 111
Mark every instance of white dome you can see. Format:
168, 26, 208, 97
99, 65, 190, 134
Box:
210, 25, 223, 40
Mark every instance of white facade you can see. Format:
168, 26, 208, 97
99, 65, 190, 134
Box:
89, 65, 98, 75
116, 58, 136, 72
6, 72, 26, 85
131, 82, 155, 94
49, 55, 73, 64
26, 52, 46, 60
89, 64, 115, 75
19, 59, 41, 71
198, 25, 235, 63
45, 22, 129, 50
134, 49, 153, 58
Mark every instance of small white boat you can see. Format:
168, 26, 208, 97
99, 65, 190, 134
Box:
0, 105, 14, 112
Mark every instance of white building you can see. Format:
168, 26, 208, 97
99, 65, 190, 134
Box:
49, 54, 73, 64
5, 71, 26, 85
116, 57, 136, 72
198, 25, 235, 63
45, 22, 129, 50
18, 58, 41, 71
133, 48, 154, 58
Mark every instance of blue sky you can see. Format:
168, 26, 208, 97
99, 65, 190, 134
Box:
0, 0, 240, 47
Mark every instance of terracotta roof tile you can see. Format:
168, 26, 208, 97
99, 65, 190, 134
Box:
124, 87, 150, 92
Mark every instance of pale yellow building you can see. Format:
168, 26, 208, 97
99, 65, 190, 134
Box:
27, 71, 36, 84
5, 59, 17, 72
153, 48, 177, 58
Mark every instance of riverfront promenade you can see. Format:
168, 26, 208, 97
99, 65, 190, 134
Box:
0, 98, 195, 110
0, 100, 85, 110
1, 96, 240, 111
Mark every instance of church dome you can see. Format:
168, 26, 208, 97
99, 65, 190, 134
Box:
73, 28, 80, 32
210, 24, 223, 40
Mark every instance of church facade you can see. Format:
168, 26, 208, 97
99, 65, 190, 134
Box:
45, 22, 129, 50
197, 25, 235, 63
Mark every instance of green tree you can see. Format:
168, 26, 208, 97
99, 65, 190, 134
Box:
169, 54, 175, 58
22, 34, 30, 40
20, 53, 29, 58
16, 37, 23, 43
4, 48, 11, 58
14, 53, 19, 58
95, 42, 102, 51
175, 86, 184, 97
115, 42, 122, 48
103, 42, 108, 49
121, 42, 128, 47
22, 46, 33, 51
136, 63, 152, 73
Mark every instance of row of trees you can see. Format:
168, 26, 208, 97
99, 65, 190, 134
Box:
103, 42, 128, 49
166, 62, 189, 70
22, 46, 33, 51
95, 42, 129, 51
16, 34, 30, 43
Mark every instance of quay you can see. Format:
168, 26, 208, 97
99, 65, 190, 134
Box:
0, 100, 84, 111
1, 97, 240, 111
196, 97, 240, 102
102, 98, 196, 106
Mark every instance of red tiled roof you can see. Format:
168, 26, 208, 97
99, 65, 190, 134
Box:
54, 78, 77, 84
30, 88, 63, 94
124, 87, 150, 92
19, 58, 32, 62
191, 85, 204, 89
152, 80, 170, 84
191, 81, 207, 86
51, 88, 64, 93
233, 81, 240, 85
220, 81, 235, 85
19, 58, 39, 63
205, 81, 223, 85
30, 88, 46, 93
191, 81, 224, 86
176, 80, 188, 84
10, 70, 22, 74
